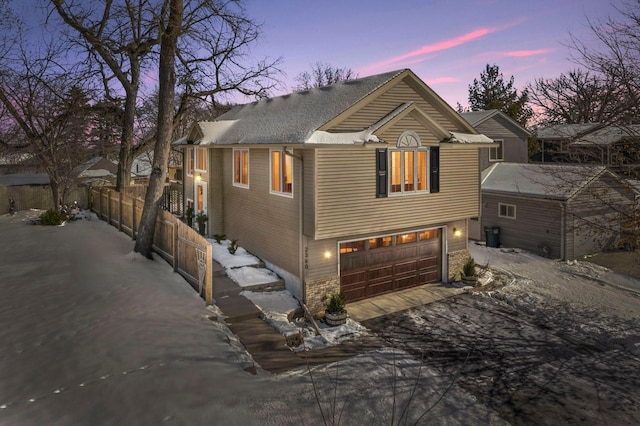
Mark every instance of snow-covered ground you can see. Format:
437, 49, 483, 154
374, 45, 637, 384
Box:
210, 238, 369, 351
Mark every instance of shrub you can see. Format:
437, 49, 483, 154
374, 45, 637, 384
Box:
325, 291, 347, 314
228, 239, 238, 255
40, 209, 66, 226
213, 234, 226, 244
462, 257, 477, 277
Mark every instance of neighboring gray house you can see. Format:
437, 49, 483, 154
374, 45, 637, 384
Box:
461, 110, 532, 239
536, 123, 640, 179
460, 110, 531, 171
481, 162, 638, 260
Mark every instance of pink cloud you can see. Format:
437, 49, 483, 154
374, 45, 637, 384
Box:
506, 49, 553, 57
426, 77, 458, 85
363, 28, 492, 73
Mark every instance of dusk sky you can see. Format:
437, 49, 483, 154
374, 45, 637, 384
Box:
244, 0, 622, 108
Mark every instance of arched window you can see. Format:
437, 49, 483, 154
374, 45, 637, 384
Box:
397, 130, 421, 148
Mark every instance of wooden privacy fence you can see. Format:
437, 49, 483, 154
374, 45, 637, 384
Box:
90, 187, 213, 304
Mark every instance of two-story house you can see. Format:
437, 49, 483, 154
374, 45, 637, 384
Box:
173, 69, 494, 313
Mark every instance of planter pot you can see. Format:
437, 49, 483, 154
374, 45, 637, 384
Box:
325, 312, 348, 327
197, 221, 206, 235
462, 275, 478, 286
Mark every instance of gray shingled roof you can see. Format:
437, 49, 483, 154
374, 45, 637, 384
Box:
191, 69, 407, 145
535, 123, 599, 139
573, 125, 640, 146
460, 110, 495, 126
460, 110, 532, 137
481, 162, 605, 200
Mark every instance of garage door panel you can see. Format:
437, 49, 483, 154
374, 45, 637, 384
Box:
340, 230, 442, 302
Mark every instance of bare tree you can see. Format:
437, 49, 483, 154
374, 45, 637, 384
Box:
294, 62, 357, 91
0, 61, 93, 207
528, 69, 622, 126
568, 0, 640, 125
134, 0, 182, 257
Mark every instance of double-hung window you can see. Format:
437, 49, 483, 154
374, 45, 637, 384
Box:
498, 203, 516, 219
186, 148, 194, 176
389, 131, 429, 195
489, 139, 504, 161
233, 149, 249, 188
195, 147, 207, 172
270, 149, 293, 196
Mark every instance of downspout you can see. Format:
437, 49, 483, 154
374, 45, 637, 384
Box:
560, 201, 566, 260
284, 147, 305, 303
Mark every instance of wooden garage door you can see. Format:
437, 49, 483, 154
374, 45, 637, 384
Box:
340, 229, 441, 302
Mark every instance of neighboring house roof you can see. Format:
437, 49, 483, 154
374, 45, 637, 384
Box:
174, 69, 491, 147
0, 173, 50, 186
0, 152, 35, 166
481, 162, 606, 201
75, 157, 118, 179
460, 110, 532, 138
535, 123, 599, 140
572, 124, 640, 146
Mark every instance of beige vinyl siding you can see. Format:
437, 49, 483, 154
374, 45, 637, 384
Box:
446, 219, 468, 252
313, 146, 480, 239
303, 149, 316, 237
223, 148, 300, 276
304, 236, 339, 280
378, 115, 441, 146
331, 79, 468, 133
207, 148, 224, 234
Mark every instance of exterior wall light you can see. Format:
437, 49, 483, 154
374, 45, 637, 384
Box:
195, 174, 202, 181
453, 227, 462, 237
324, 250, 332, 259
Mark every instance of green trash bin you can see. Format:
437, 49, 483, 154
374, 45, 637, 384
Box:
484, 226, 500, 248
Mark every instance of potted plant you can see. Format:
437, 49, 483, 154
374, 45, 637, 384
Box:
461, 257, 478, 286
196, 211, 207, 235
325, 291, 348, 326
185, 207, 194, 228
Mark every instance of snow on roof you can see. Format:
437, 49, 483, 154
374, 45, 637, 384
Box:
481, 162, 605, 200
182, 69, 406, 146
75, 157, 118, 178
306, 130, 380, 145
448, 132, 494, 144
0, 173, 50, 186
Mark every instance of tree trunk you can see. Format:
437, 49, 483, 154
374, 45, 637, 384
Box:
115, 85, 138, 191
134, 0, 183, 258
50, 180, 61, 210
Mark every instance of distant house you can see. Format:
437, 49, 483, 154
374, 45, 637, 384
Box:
461, 110, 532, 240
535, 123, 640, 179
460, 110, 531, 170
481, 162, 638, 259
75, 157, 118, 187
173, 69, 495, 313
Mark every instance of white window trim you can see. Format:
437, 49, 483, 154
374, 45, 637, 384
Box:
194, 147, 207, 173
186, 148, 194, 177
232, 148, 250, 189
389, 147, 430, 195
269, 149, 294, 198
489, 139, 504, 162
498, 202, 516, 219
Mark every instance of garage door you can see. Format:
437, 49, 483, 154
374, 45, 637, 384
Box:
340, 229, 441, 302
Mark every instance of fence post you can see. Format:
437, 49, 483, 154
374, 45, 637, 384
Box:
107, 189, 112, 225
172, 220, 178, 272
118, 191, 123, 232
131, 196, 137, 240
205, 242, 213, 305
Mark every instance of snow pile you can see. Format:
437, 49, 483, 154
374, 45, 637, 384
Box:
228, 267, 279, 287
242, 289, 369, 351
209, 239, 261, 269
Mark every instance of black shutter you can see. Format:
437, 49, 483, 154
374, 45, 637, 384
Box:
430, 147, 440, 193
376, 148, 388, 198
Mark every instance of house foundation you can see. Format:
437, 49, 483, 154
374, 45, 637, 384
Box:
304, 276, 340, 315
448, 249, 471, 282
